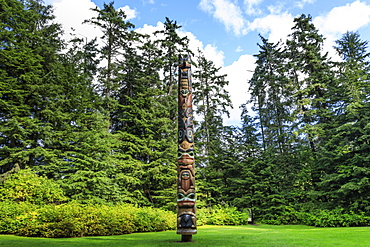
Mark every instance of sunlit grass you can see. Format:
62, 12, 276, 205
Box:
1, 225, 370, 246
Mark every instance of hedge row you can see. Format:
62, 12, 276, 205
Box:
0, 200, 176, 237
258, 206, 370, 227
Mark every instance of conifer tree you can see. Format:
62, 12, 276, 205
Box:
317, 32, 370, 211
0, 0, 63, 177
286, 14, 334, 155
192, 50, 233, 206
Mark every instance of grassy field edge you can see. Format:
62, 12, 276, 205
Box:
1, 224, 370, 247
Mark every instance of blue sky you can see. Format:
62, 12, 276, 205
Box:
47, 0, 370, 125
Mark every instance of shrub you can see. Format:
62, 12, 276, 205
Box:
255, 206, 370, 227
0, 168, 67, 205
0, 200, 38, 234
302, 208, 370, 227
130, 205, 176, 232
14, 202, 176, 237
197, 205, 250, 226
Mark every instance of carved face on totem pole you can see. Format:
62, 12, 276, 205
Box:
178, 170, 195, 191
177, 188, 196, 208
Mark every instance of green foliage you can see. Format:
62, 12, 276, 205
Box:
0, 200, 37, 234
255, 206, 370, 227
0, 201, 176, 238
197, 205, 250, 226
242, 13, 370, 222
0, 169, 67, 204
302, 209, 370, 227
2, 0, 370, 230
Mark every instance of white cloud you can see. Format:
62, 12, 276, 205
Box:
52, 0, 102, 43
314, 0, 370, 35
203, 44, 225, 68
44, 0, 60, 5
199, 0, 248, 36
118, 5, 138, 20
244, 0, 263, 15
136, 23, 225, 68
267, 3, 284, 15
248, 13, 294, 43
221, 54, 256, 126
136, 22, 164, 38
51, 1, 139, 44
235, 46, 243, 52
296, 0, 315, 9
313, 1, 370, 61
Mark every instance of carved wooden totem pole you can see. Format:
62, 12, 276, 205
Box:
177, 55, 196, 242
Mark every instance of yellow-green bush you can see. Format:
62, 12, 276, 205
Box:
0, 200, 38, 234
0, 169, 67, 204
1, 201, 176, 238
197, 205, 250, 226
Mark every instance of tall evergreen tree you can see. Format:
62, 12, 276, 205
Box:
317, 31, 370, 211
83, 1, 136, 117
84, 6, 181, 207
286, 14, 334, 155
0, 0, 63, 178
192, 50, 233, 206
154, 17, 191, 96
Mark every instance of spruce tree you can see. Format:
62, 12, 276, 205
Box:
192, 50, 233, 206
0, 0, 63, 177
317, 31, 370, 211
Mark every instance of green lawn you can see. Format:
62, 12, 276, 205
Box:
1, 225, 369, 247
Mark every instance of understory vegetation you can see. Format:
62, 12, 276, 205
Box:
1, 0, 370, 237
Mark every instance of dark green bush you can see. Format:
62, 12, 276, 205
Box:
302, 208, 370, 227
256, 206, 370, 227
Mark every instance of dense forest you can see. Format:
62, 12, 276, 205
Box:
1, 0, 370, 226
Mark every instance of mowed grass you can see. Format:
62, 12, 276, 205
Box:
1, 224, 370, 247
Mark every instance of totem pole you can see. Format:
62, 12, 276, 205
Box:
177, 55, 197, 242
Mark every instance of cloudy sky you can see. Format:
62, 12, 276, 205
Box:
45, 0, 370, 126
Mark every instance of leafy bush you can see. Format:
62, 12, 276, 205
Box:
130, 205, 176, 232
0, 168, 67, 204
257, 206, 305, 225
197, 205, 250, 225
302, 208, 370, 227
256, 206, 370, 227
0, 200, 38, 234
10, 202, 176, 237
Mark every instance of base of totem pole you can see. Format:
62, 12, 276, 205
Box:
181, 235, 193, 242
177, 229, 196, 242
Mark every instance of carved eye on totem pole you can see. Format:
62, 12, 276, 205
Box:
178, 128, 194, 143
186, 128, 194, 143
177, 189, 196, 208
180, 89, 190, 97
177, 149, 195, 160
178, 129, 185, 143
